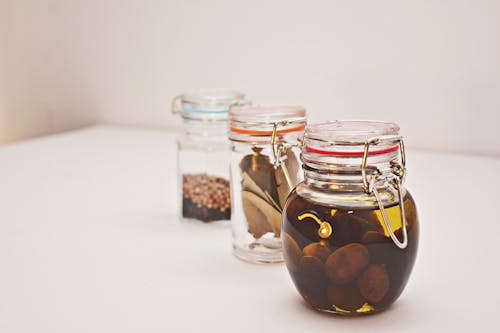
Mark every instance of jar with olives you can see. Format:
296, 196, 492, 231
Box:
282, 121, 419, 315
228, 105, 307, 263
172, 90, 247, 223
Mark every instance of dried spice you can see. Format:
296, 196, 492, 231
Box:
182, 173, 230, 222
242, 191, 281, 238
240, 146, 299, 238
240, 147, 280, 204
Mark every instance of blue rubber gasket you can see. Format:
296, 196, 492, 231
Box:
182, 107, 228, 114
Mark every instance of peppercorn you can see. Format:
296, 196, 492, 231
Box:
182, 173, 231, 222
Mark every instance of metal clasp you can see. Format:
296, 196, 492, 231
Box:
361, 135, 408, 249
271, 122, 293, 189
171, 95, 182, 114
269, 119, 306, 189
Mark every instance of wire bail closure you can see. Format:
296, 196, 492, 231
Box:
270, 120, 302, 190
361, 135, 408, 249
171, 95, 182, 114
227, 104, 306, 190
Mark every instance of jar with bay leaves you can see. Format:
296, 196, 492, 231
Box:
282, 121, 419, 315
172, 90, 247, 223
228, 105, 307, 263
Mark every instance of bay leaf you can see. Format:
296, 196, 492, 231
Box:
263, 190, 282, 213
239, 147, 280, 205
242, 190, 282, 239
241, 172, 268, 201
275, 148, 301, 209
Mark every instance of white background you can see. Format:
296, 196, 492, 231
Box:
1, 0, 500, 155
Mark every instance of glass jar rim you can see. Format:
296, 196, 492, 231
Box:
306, 120, 399, 142
181, 89, 245, 109
229, 104, 306, 138
229, 104, 306, 123
172, 89, 246, 120
304, 120, 400, 157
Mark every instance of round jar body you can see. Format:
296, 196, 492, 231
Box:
228, 105, 307, 264
230, 141, 302, 263
173, 89, 246, 223
282, 184, 419, 315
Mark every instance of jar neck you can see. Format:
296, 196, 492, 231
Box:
182, 118, 228, 139
298, 151, 403, 208
228, 123, 306, 144
301, 149, 400, 193
298, 120, 406, 208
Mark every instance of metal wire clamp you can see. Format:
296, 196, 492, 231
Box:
361, 135, 408, 249
270, 122, 293, 190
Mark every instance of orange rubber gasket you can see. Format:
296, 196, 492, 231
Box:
230, 124, 306, 135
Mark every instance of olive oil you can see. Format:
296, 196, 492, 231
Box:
282, 190, 419, 314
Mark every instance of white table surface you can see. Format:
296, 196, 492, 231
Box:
0, 126, 498, 332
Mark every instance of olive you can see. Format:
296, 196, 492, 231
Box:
362, 231, 394, 265
403, 192, 418, 231
283, 233, 302, 273
357, 264, 390, 304
299, 256, 330, 309
300, 255, 328, 286
302, 241, 331, 263
328, 212, 364, 247
362, 230, 387, 244
325, 243, 370, 284
327, 286, 366, 312
297, 281, 330, 310
353, 210, 383, 233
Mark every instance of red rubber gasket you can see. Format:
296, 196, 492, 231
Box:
305, 145, 399, 157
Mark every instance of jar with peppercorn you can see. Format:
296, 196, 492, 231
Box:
228, 105, 307, 263
282, 120, 419, 315
172, 90, 247, 223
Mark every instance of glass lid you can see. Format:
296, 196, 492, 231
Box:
304, 120, 401, 157
228, 105, 306, 137
172, 89, 246, 120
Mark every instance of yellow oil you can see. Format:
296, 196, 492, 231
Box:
283, 191, 419, 315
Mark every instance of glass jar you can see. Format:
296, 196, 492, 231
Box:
172, 89, 247, 223
282, 120, 419, 315
228, 105, 307, 263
